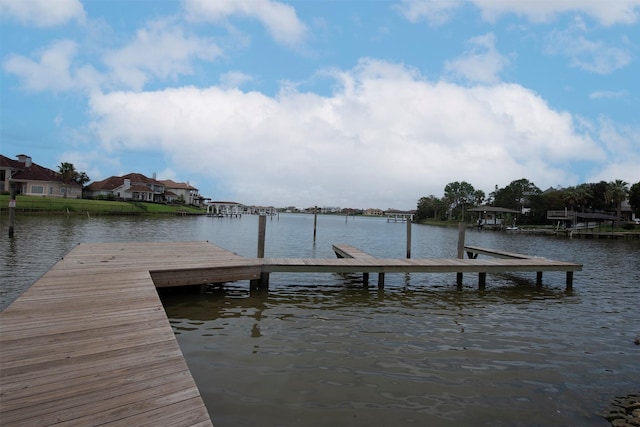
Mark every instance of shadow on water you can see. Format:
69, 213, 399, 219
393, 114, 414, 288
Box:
158, 273, 576, 325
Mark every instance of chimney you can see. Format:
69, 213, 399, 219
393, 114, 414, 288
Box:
16, 154, 32, 167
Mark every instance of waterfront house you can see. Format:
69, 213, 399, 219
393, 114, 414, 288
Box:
86, 173, 165, 202
159, 179, 203, 206
0, 154, 82, 198
364, 208, 384, 216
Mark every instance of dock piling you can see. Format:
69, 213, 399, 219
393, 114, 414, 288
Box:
406, 216, 412, 259
313, 206, 318, 242
456, 222, 466, 286
252, 215, 268, 290
8, 184, 16, 238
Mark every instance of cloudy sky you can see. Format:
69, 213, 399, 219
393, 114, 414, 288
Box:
1, 0, 639, 210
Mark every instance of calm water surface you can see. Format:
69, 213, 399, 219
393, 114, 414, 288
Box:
1, 213, 639, 426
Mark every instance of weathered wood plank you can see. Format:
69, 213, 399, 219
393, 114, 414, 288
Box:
1, 242, 223, 427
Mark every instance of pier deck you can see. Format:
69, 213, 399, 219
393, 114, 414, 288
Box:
0, 242, 232, 427
1, 241, 582, 426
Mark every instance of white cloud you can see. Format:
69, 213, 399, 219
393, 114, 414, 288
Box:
585, 118, 639, 184
103, 20, 221, 91
473, 0, 640, 26
3, 40, 78, 92
545, 17, 631, 74
86, 60, 606, 208
219, 71, 254, 89
396, 0, 640, 26
183, 0, 307, 46
589, 90, 627, 99
3, 39, 105, 93
395, 0, 463, 26
0, 0, 85, 27
444, 32, 509, 83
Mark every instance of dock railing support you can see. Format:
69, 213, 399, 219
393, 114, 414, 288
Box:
456, 222, 465, 287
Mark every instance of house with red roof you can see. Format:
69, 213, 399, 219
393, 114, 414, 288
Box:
159, 179, 202, 205
86, 173, 166, 202
86, 174, 205, 205
0, 154, 82, 198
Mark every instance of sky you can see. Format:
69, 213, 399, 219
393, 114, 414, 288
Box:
1, 0, 639, 210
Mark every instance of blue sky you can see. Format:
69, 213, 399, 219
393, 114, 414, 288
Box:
1, 0, 639, 210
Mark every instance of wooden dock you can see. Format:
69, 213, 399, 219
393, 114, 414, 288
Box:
1, 241, 582, 426
0, 242, 238, 427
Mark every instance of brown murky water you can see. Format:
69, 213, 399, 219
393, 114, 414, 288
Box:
2, 214, 639, 426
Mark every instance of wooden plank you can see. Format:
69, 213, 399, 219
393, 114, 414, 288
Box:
1, 242, 219, 427
332, 244, 376, 259
463, 245, 535, 259
150, 264, 263, 287
262, 257, 581, 274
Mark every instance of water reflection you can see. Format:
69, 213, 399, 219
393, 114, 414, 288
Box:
2, 214, 639, 426
163, 275, 636, 426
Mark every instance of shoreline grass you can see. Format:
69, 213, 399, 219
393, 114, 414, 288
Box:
0, 194, 206, 215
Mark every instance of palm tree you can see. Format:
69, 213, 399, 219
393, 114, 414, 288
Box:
607, 179, 629, 227
562, 186, 579, 211
574, 184, 593, 212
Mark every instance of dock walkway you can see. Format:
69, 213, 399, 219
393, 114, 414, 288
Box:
0, 242, 231, 427
1, 241, 582, 426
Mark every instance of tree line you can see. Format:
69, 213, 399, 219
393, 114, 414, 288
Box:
415, 178, 640, 225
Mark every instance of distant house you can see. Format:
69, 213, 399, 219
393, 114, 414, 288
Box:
364, 208, 384, 216
86, 173, 165, 202
0, 154, 82, 198
159, 179, 202, 205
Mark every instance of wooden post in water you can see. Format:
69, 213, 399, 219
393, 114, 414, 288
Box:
8, 183, 16, 238
456, 222, 466, 286
406, 215, 412, 259
251, 215, 268, 290
257, 214, 266, 258
313, 206, 318, 242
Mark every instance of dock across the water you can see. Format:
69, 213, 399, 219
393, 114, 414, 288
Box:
1, 241, 581, 426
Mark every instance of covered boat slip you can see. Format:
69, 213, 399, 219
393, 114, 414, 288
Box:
0, 241, 581, 426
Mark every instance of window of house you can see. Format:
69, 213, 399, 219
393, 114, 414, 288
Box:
31, 185, 44, 194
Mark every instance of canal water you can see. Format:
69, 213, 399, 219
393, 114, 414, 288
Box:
1, 213, 639, 426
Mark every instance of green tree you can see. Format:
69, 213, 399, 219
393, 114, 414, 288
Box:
473, 189, 486, 206
587, 181, 609, 211
607, 179, 629, 226
493, 178, 541, 210
58, 162, 90, 198
416, 195, 447, 221
573, 183, 593, 212
561, 186, 579, 210
628, 182, 640, 216
443, 181, 475, 221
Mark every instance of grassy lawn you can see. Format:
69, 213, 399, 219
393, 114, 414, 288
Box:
0, 194, 206, 215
